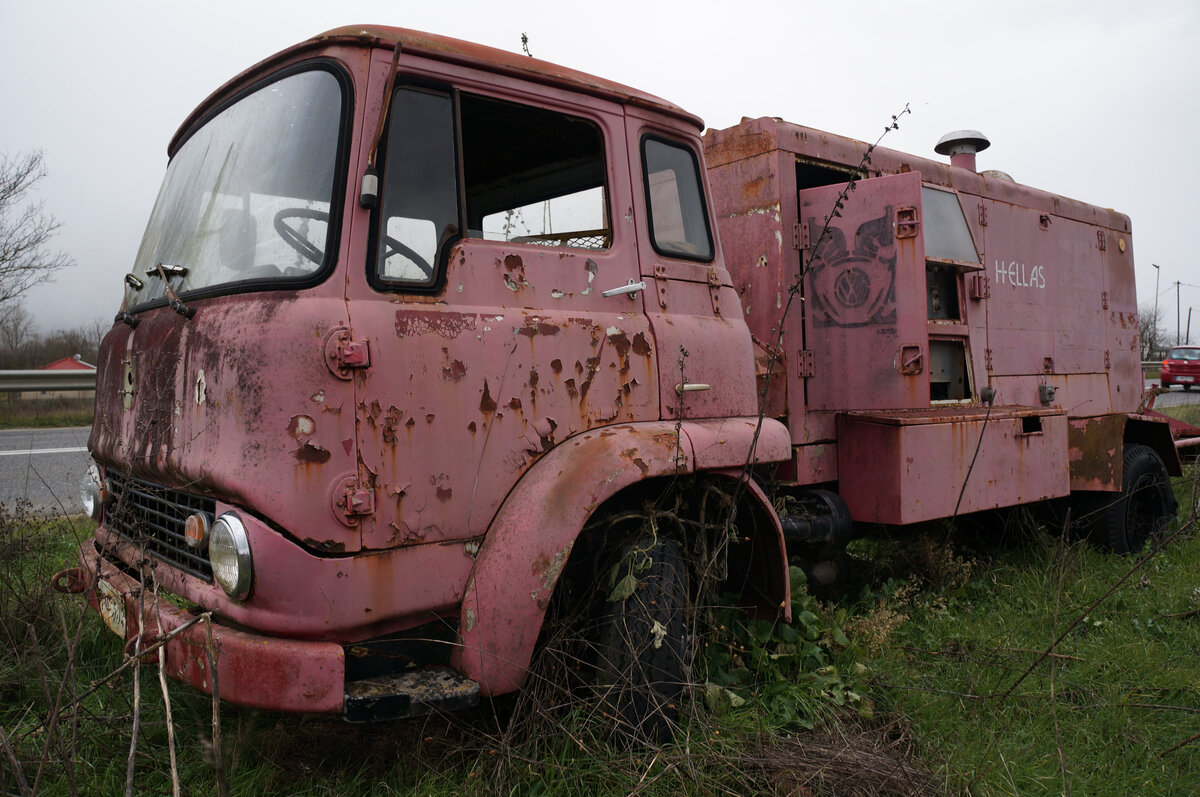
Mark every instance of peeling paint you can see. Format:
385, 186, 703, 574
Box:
529, 544, 572, 609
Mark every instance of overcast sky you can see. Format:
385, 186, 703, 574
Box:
2, 0, 1197, 341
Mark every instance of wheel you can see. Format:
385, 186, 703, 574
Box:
1185, 384, 1193, 392
382, 235, 435, 280
274, 208, 329, 265
596, 533, 689, 743
1090, 444, 1177, 553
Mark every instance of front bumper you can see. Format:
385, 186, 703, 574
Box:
66, 538, 481, 720
74, 537, 347, 713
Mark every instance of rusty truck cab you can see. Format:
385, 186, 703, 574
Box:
76, 27, 790, 721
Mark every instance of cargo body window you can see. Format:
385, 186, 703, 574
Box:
642, 138, 714, 261
375, 89, 610, 288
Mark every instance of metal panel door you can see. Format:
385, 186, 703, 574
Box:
799, 171, 928, 413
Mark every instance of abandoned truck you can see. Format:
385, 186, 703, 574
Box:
60, 25, 1179, 725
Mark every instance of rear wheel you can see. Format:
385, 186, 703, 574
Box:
1090, 444, 1177, 554
596, 533, 689, 743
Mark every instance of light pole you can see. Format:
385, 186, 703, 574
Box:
1152, 263, 1160, 356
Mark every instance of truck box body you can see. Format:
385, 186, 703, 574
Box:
705, 117, 1144, 523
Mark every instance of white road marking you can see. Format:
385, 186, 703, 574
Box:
0, 446, 88, 457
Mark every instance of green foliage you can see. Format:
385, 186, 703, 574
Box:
703, 566, 871, 730
862, 464, 1200, 795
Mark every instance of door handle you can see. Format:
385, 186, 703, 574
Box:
601, 280, 646, 299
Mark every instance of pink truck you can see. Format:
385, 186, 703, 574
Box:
62, 26, 1180, 725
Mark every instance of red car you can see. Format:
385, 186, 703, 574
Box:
1162, 346, 1200, 390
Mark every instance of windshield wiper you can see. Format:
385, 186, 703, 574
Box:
148, 262, 196, 319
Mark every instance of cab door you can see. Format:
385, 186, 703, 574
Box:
344, 62, 657, 551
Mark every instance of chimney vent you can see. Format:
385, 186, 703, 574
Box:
935, 130, 990, 172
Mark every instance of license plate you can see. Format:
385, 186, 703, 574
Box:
1179, 376, 1194, 383
97, 580, 127, 638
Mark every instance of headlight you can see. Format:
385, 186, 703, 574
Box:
83, 461, 109, 521
208, 513, 252, 600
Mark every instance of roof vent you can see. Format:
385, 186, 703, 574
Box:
935, 130, 990, 173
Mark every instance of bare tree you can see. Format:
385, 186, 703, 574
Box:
0, 150, 74, 314
1139, 302, 1168, 361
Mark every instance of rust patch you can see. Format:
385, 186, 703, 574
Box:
432, 474, 453, 502
383, 407, 403, 444
480, 381, 497, 413
395, 310, 478, 340
288, 415, 316, 441
530, 544, 572, 609
579, 356, 601, 400
632, 332, 652, 357
303, 538, 346, 553
503, 254, 524, 272
565, 379, 578, 400
609, 332, 631, 359
517, 321, 562, 338
551, 359, 563, 375
468, 421, 477, 433
509, 398, 522, 411
443, 360, 467, 382
294, 443, 332, 464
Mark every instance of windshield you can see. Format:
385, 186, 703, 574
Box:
1168, 348, 1200, 361
127, 68, 344, 308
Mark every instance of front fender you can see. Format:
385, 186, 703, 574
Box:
451, 417, 789, 695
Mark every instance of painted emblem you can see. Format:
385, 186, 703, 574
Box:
807, 208, 897, 328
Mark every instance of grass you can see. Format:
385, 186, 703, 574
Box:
0, 397, 92, 430
3, 457, 1199, 794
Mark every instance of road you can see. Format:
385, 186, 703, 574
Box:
1145, 380, 1200, 409
0, 426, 91, 515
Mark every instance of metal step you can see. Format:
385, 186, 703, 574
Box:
344, 666, 480, 723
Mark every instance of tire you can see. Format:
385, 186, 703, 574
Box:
1090, 444, 1177, 554
1185, 384, 1193, 392
596, 533, 689, 743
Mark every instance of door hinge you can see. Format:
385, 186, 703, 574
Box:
325, 328, 371, 379
969, 274, 990, 301
1101, 290, 1109, 310
1097, 229, 1107, 251
896, 206, 919, 239
333, 476, 375, 524
978, 203, 988, 227
1105, 350, 1111, 370
794, 222, 809, 251
798, 349, 815, 378
653, 265, 669, 308
707, 269, 722, 316
985, 348, 993, 372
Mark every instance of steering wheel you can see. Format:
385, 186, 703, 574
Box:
274, 208, 329, 266
382, 234, 435, 280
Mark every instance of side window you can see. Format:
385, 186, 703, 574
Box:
641, 138, 713, 260
376, 88, 460, 286
460, 95, 609, 250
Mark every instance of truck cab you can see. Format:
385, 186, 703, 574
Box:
75, 26, 790, 722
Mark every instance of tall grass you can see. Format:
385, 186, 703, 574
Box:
4, 448, 1199, 794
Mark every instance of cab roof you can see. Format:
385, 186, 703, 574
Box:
172, 25, 702, 153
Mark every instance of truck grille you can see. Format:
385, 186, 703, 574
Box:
105, 470, 215, 581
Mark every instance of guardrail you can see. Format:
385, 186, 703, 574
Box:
0, 370, 98, 393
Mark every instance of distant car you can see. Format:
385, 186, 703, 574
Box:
1162, 346, 1200, 390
